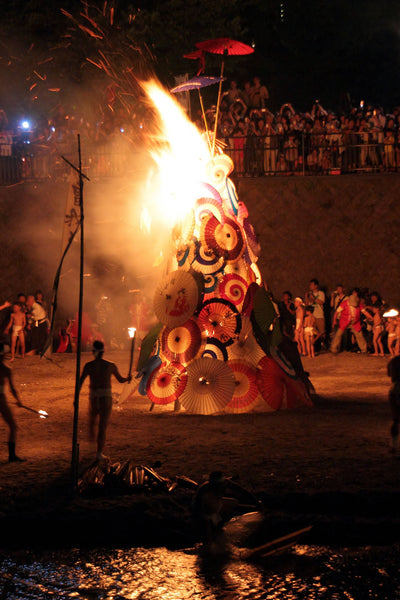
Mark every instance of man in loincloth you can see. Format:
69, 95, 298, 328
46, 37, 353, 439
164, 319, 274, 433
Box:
0, 343, 23, 462
79, 340, 131, 461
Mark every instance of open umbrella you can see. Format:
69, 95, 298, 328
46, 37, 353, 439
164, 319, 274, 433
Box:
201, 214, 245, 264
219, 273, 248, 310
136, 321, 164, 372
176, 242, 196, 271
170, 75, 225, 144
153, 270, 199, 328
202, 337, 229, 361
256, 356, 312, 410
197, 298, 241, 344
180, 357, 235, 414
227, 330, 265, 367
137, 355, 162, 396
146, 361, 188, 405
195, 38, 254, 155
194, 196, 224, 226
191, 242, 225, 275
161, 318, 203, 364
225, 360, 259, 413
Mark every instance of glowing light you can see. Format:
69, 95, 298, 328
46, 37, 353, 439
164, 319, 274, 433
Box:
383, 309, 399, 318
142, 80, 212, 228
128, 327, 136, 339
39, 410, 48, 419
20, 120, 31, 130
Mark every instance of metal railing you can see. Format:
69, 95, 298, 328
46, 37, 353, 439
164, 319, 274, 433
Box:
1, 133, 399, 184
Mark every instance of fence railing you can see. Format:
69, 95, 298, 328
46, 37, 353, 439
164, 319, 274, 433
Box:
1, 133, 399, 184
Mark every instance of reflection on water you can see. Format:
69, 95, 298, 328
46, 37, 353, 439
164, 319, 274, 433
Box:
1, 544, 399, 599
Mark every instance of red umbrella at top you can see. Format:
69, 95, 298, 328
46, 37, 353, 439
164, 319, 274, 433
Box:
195, 38, 254, 155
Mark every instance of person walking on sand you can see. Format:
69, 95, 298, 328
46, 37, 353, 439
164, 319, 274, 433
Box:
4, 303, 26, 361
387, 355, 400, 453
0, 343, 23, 462
79, 340, 131, 461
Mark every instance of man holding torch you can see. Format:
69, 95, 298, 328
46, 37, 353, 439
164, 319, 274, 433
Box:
0, 343, 23, 462
79, 340, 131, 461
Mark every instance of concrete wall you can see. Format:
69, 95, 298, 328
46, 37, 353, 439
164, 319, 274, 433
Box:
238, 175, 400, 307
1, 174, 400, 310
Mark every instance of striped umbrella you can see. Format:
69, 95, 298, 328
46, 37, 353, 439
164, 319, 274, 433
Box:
180, 358, 235, 414
191, 242, 225, 275
256, 356, 312, 410
201, 214, 245, 263
161, 319, 203, 365
197, 298, 241, 344
146, 361, 188, 405
219, 273, 248, 310
202, 337, 229, 361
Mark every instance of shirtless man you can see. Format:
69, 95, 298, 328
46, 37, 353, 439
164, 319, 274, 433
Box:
79, 340, 130, 461
0, 343, 23, 462
4, 303, 26, 361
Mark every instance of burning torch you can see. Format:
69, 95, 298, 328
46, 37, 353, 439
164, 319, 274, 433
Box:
20, 405, 49, 418
128, 327, 136, 378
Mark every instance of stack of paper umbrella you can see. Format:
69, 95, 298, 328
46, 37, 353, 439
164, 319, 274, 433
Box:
135, 149, 313, 415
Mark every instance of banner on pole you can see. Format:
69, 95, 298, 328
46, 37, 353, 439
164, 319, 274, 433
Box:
61, 168, 82, 254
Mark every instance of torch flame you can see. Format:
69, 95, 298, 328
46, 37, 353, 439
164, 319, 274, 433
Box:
128, 327, 136, 339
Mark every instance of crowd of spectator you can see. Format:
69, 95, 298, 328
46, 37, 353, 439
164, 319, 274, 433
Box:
278, 279, 400, 358
2, 76, 400, 182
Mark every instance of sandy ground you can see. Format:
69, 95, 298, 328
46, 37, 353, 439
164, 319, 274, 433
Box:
1, 350, 399, 548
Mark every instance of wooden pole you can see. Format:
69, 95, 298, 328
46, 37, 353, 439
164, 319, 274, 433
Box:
71, 134, 85, 491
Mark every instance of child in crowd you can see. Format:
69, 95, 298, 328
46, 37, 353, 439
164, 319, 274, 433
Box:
4, 303, 26, 361
303, 305, 317, 358
364, 305, 384, 356
386, 316, 398, 356
388, 355, 400, 453
294, 297, 306, 356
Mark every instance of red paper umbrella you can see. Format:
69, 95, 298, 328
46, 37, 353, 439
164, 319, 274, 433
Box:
226, 360, 259, 413
194, 196, 224, 226
256, 356, 312, 410
146, 361, 188, 405
180, 357, 235, 414
224, 260, 253, 284
197, 298, 241, 344
153, 270, 199, 328
196, 38, 255, 57
202, 337, 229, 361
161, 319, 203, 365
191, 242, 225, 275
201, 214, 244, 263
219, 273, 248, 310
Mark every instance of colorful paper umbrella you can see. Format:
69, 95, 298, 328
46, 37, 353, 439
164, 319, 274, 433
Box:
136, 321, 164, 371
176, 242, 196, 271
256, 356, 312, 410
225, 360, 259, 413
206, 154, 234, 190
202, 337, 229, 361
197, 298, 241, 344
146, 361, 188, 405
203, 272, 223, 296
224, 260, 253, 285
194, 196, 224, 226
196, 38, 255, 57
195, 182, 223, 205
219, 273, 248, 310
153, 270, 199, 328
161, 319, 203, 364
201, 214, 245, 263
180, 357, 235, 414
191, 242, 225, 275
227, 331, 265, 367
170, 75, 225, 93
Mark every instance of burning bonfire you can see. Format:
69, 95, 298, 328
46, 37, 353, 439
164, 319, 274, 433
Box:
132, 80, 313, 415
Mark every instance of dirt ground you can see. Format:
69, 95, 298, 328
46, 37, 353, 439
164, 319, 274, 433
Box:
1, 350, 399, 549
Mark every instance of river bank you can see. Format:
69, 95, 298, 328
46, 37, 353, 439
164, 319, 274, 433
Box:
0, 350, 399, 550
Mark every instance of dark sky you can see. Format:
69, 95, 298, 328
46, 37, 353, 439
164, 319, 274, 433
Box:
2, 0, 400, 115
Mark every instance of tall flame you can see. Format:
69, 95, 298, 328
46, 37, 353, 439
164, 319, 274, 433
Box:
141, 80, 212, 228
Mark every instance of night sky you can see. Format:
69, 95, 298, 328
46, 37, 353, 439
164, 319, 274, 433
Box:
1, 0, 400, 119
